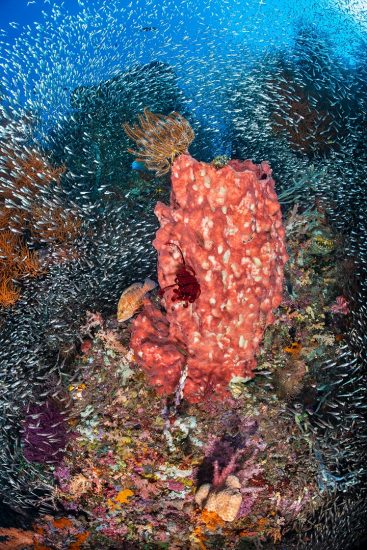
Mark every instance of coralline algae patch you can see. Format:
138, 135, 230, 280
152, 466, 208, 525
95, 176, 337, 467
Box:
28, 205, 347, 549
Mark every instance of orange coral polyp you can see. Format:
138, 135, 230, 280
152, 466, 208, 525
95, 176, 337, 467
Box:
0, 276, 20, 307
0, 144, 79, 307
16, 246, 43, 277
0, 230, 21, 258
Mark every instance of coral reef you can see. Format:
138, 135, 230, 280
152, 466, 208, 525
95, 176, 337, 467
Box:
0, 148, 65, 233
0, 527, 34, 549
0, 201, 158, 510
13, 199, 351, 548
0, 71, 182, 508
265, 28, 358, 159
195, 475, 243, 522
49, 61, 191, 207
195, 418, 266, 522
0, 231, 42, 307
0, 140, 81, 308
32, 516, 89, 550
39, 318, 322, 548
1, 2, 367, 545
131, 154, 288, 402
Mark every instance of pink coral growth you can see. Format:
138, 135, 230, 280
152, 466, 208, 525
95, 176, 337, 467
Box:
198, 416, 266, 518
131, 154, 288, 402
330, 295, 349, 315
212, 448, 245, 488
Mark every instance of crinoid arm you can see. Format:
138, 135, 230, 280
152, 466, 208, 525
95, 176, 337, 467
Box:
123, 109, 195, 176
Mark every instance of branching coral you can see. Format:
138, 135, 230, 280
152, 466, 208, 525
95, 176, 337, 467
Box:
195, 418, 266, 522
1, 150, 64, 196
30, 204, 82, 244
0, 230, 43, 307
0, 148, 65, 232
0, 146, 80, 246
0, 276, 20, 307
123, 109, 195, 176
0, 143, 81, 307
269, 71, 339, 156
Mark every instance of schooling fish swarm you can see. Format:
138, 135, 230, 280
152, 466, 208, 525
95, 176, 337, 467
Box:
29, 203, 353, 547
0, 0, 366, 547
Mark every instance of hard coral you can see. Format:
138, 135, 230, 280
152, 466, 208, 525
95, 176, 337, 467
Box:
131, 154, 288, 402
195, 475, 243, 522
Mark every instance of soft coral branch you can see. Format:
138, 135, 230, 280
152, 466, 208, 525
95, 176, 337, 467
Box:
212, 448, 245, 488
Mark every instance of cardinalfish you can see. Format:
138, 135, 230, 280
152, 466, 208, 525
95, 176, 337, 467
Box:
117, 278, 157, 323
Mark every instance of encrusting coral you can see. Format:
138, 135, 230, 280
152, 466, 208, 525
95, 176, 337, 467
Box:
131, 154, 288, 402
123, 109, 195, 176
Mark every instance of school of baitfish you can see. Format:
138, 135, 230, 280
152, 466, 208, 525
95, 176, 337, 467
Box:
0, 0, 366, 547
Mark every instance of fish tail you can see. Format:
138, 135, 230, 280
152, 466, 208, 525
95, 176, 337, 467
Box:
143, 277, 157, 291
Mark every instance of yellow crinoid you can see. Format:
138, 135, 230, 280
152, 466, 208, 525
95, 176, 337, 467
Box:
123, 109, 195, 176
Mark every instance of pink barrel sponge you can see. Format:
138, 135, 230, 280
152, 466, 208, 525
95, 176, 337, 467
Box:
130, 155, 288, 402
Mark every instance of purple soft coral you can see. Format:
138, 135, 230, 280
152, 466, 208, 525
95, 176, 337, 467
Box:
197, 416, 266, 519
212, 448, 246, 488
22, 399, 68, 464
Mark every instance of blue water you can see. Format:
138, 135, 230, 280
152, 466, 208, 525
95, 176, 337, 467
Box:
1, 0, 365, 162
1, 0, 366, 92
1, 0, 365, 53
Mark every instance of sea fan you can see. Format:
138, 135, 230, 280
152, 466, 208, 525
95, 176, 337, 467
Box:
196, 418, 263, 487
